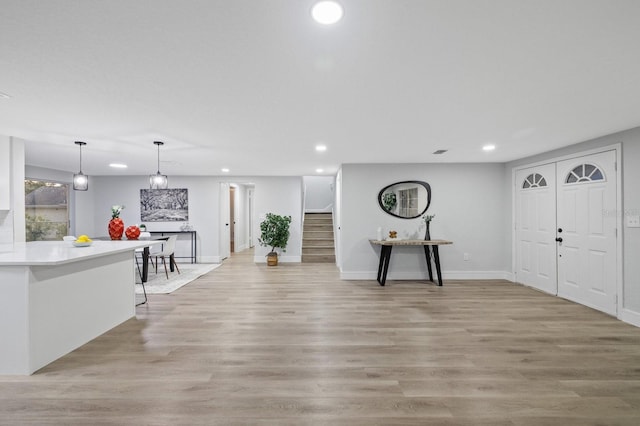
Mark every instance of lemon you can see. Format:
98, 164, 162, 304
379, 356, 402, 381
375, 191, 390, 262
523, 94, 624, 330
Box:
76, 235, 91, 242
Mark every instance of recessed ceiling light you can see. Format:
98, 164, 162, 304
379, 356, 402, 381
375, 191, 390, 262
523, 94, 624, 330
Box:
221, 168, 230, 173
109, 163, 127, 169
311, 1, 343, 25
0, 91, 11, 99
483, 144, 496, 151
315, 144, 327, 152
316, 168, 324, 173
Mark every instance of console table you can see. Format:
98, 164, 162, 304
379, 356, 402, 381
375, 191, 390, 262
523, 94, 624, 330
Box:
370, 239, 453, 286
149, 230, 196, 263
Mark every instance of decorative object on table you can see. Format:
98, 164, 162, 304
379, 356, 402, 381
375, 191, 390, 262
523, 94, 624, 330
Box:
108, 205, 125, 240
258, 213, 292, 266
376, 227, 383, 241
149, 140, 169, 189
139, 223, 147, 232
422, 214, 435, 240
72, 141, 89, 191
388, 230, 398, 239
180, 222, 193, 231
378, 180, 431, 219
140, 188, 189, 222
125, 225, 141, 240
73, 234, 93, 247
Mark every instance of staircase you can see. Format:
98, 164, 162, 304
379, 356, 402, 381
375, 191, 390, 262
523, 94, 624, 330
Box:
302, 212, 335, 263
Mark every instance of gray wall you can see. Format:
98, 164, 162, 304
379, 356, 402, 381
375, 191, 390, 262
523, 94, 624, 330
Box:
253, 176, 303, 262
19, 171, 304, 264
504, 126, 640, 321
338, 163, 508, 280
303, 176, 335, 212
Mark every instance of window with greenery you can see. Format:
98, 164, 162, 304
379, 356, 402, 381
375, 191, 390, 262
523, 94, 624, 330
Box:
25, 179, 69, 241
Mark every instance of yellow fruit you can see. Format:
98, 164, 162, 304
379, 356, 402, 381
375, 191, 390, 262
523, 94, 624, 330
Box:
76, 235, 90, 242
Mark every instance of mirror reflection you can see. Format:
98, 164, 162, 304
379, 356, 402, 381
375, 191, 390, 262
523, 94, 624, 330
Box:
378, 180, 431, 219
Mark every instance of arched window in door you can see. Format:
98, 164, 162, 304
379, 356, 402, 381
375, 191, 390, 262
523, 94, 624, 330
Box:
522, 173, 547, 189
565, 164, 605, 184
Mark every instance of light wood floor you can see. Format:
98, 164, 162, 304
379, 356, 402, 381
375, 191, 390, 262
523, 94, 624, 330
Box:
2, 249, 640, 425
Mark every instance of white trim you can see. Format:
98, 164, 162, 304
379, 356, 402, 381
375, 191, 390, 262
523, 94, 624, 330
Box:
619, 308, 640, 328
340, 270, 512, 281
511, 143, 623, 319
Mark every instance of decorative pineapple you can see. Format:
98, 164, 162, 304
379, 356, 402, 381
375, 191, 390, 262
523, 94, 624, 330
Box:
108, 205, 125, 240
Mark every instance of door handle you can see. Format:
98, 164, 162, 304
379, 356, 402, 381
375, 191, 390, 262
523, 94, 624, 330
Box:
555, 237, 563, 243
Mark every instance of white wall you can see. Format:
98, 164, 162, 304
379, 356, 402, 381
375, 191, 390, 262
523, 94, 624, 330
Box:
338, 163, 507, 280
73, 175, 219, 263
0, 137, 25, 244
505, 126, 640, 325
253, 176, 303, 263
303, 176, 335, 212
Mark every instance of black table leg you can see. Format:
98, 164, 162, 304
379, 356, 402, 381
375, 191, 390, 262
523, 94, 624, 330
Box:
423, 245, 434, 282
142, 247, 149, 283
376, 245, 393, 286
432, 245, 443, 286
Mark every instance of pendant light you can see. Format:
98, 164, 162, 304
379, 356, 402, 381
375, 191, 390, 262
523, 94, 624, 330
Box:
149, 141, 168, 189
73, 141, 89, 191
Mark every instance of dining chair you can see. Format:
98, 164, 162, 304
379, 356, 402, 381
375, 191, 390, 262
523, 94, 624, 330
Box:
149, 234, 181, 279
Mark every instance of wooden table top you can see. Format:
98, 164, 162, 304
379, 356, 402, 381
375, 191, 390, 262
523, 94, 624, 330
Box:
369, 239, 453, 246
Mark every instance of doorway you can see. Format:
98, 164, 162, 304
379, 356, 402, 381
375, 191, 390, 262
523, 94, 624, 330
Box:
230, 186, 235, 253
514, 148, 620, 316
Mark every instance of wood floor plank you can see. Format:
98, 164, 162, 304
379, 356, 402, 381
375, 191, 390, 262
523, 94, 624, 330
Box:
1, 248, 640, 424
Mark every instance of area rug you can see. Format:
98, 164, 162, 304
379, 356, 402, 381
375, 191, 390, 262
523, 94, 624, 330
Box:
135, 263, 221, 294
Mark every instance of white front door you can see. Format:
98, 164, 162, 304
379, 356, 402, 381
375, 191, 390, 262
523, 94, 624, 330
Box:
515, 163, 557, 294
556, 151, 617, 315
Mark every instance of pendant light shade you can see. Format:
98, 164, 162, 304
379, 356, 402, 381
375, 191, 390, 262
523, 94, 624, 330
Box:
73, 141, 89, 191
149, 141, 168, 189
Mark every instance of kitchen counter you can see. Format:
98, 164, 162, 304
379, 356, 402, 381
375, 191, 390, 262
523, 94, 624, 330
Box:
0, 240, 149, 375
0, 240, 148, 265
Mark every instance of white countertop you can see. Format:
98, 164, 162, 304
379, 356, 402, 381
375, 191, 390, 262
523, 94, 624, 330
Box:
0, 241, 152, 266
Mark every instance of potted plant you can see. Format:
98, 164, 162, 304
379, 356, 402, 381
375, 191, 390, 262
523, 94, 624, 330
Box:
258, 213, 292, 266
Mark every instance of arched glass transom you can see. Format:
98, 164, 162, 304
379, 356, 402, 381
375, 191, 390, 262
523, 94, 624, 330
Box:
565, 163, 604, 184
522, 173, 547, 189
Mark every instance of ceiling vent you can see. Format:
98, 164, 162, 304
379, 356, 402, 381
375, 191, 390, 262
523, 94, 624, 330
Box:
432, 149, 448, 155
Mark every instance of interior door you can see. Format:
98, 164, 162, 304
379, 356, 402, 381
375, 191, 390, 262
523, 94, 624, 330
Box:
515, 163, 557, 294
219, 183, 231, 260
556, 151, 617, 315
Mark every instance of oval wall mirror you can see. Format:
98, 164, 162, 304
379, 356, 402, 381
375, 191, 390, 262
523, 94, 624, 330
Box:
378, 180, 431, 219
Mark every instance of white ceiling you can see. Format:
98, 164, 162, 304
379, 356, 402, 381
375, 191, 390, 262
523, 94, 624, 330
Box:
1, 0, 639, 177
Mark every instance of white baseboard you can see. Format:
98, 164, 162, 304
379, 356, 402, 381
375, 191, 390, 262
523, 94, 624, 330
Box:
253, 255, 302, 263
619, 308, 640, 327
339, 270, 512, 281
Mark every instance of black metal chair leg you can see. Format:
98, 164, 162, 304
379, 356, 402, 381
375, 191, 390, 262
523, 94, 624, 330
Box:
134, 254, 148, 306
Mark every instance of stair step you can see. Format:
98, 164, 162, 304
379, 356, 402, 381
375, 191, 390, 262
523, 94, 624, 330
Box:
302, 239, 334, 247
302, 229, 333, 240
302, 213, 335, 263
302, 247, 335, 255
304, 224, 333, 231
302, 254, 336, 263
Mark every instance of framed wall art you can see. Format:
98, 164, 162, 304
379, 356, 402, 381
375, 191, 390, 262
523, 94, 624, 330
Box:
140, 188, 188, 222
